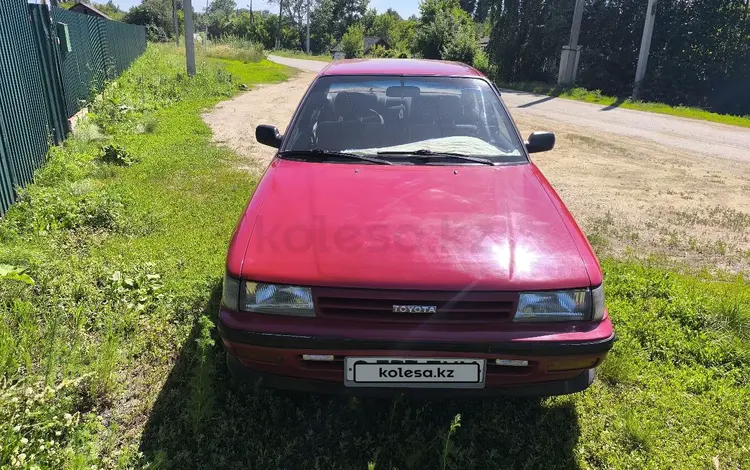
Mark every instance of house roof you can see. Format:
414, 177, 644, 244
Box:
364, 36, 388, 50
69, 2, 111, 20
320, 59, 484, 78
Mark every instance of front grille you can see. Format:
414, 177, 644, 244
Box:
313, 288, 517, 323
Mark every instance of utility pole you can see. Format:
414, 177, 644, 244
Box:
172, 0, 180, 47
557, 0, 585, 86
276, 0, 283, 50
633, 0, 658, 100
306, 0, 311, 54
184, 0, 196, 76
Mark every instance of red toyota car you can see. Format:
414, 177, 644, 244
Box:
218, 59, 614, 396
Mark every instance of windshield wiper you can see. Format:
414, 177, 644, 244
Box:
280, 149, 393, 165
376, 149, 497, 166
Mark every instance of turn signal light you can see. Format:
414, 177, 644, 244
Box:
547, 357, 598, 372
236, 349, 284, 365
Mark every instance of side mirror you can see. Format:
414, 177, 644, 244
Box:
526, 132, 555, 153
256, 125, 283, 148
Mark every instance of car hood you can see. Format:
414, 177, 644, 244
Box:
233, 159, 595, 291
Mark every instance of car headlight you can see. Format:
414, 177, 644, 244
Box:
242, 282, 315, 317
222, 273, 241, 311
514, 286, 605, 322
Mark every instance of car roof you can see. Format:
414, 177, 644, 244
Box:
319, 59, 485, 78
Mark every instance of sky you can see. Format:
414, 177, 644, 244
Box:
109, 0, 420, 17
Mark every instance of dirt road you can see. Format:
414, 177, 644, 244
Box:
205, 56, 750, 271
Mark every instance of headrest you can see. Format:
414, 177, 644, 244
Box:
334, 92, 378, 118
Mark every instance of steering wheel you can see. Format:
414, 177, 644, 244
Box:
360, 108, 384, 124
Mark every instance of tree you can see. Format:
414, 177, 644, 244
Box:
341, 23, 365, 58
123, 0, 173, 41
485, 0, 750, 115
207, 0, 236, 17
330, 0, 369, 40
310, 0, 336, 53
205, 0, 237, 37
392, 18, 417, 56
415, 0, 475, 60
226, 11, 271, 45
362, 8, 377, 35
263, 11, 302, 49
268, 0, 312, 46
441, 21, 477, 64
459, 0, 476, 16
92, 1, 125, 20
309, 0, 368, 53
368, 9, 399, 43
473, 0, 490, 22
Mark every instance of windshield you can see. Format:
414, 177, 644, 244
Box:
282, 75, 527, 163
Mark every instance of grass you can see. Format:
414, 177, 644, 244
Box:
0, 43, 749, 469
210, 57, 293, 86
272, 48, 334, 62
198, 37, 266, 64
498, 82, 750, 128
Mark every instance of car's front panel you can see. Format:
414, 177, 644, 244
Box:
218, 285, 614, 394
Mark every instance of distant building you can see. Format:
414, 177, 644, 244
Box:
69, 2, 111, 20
479, 37, 490, 50
332, 36, 390, 60
331, 44, 345, 60
364, 36, 389, 54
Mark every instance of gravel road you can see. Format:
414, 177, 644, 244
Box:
204, 55, 750, 271
267, 55, 329, 73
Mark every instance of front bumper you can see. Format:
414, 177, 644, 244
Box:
218, 314, 615, 396
226, 353, 597, 397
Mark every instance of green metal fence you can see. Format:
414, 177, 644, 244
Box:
0, 1, 146, 215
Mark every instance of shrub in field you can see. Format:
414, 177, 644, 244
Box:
0, 379, 103, 468
367, 44, 393, 58
440, 22, 477, 65
99, 144, 138, 166
201, 36, 266, 63
472, 49, 490, 74
342, 23, 365, 58
8, 187, 125, 234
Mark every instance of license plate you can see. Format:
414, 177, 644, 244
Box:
344, 357, 486, 388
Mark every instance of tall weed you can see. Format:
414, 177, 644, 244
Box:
200, 35, 266, 63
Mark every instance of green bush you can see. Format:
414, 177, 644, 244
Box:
203, 36, 266, 63
441, 22, 477, 65
99, 144, 138, 166
8, 186, 125, 234
472, 49, 490, 74
146, 24, 169, 42
416, 0, 475, 61
367, 44, 393, 58
342, 23, 365, 59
